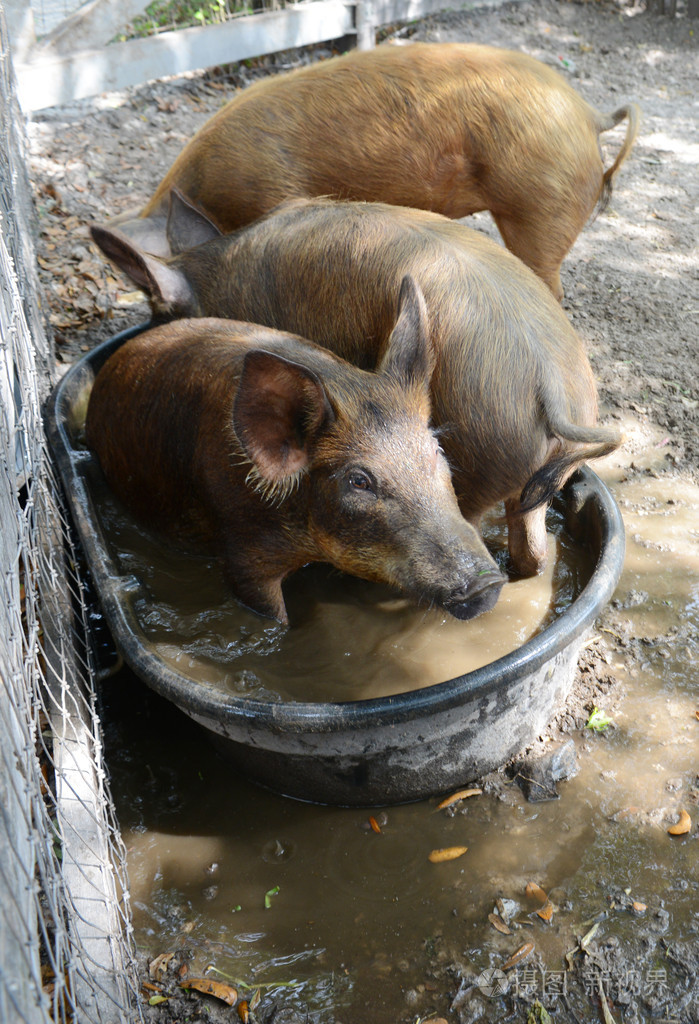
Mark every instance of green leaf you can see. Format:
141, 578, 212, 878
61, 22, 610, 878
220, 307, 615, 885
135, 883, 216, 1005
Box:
527, 1001, 553, 1024
585, 706, 614, 732
148, 994, 169, 1005
264, 885, 280, 909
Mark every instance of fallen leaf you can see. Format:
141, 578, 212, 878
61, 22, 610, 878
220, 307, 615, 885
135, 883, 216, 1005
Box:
580, 921, 600, 949
368, 815, 382, 834
488, 912, 511, 934
502, 941, 535, 970
437, 787, 482, 810
525, 882, 548, 904
148, 994, 169, 1005
565, 946, 579, 970
528, 1001, 553, 1024
537, 900, 554, 922
428, 845, 468, 863
238, 1000, 249, 1022
668, 809, 691, 835
598, 977, 618, 1024
632, 901, 647, 914
116, 289, 147, 306
585, 706, 614, 732
149, 952, 175, 979
264, 885, 280, 908
180, 977, 237, 1006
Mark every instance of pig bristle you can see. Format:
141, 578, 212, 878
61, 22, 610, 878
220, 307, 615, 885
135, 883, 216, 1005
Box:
228, 431, 305, 506
243, 462, 304, 506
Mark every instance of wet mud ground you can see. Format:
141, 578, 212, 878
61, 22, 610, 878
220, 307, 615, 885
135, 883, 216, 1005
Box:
26, 0, 698, 1020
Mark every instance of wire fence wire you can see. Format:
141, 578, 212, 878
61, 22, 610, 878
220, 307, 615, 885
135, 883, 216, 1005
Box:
0, 10, 142, 1024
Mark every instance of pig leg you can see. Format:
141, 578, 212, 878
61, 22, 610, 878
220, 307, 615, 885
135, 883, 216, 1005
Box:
505, 498, 549, 577
222, 544, 290, 625
491, 212, 573, 302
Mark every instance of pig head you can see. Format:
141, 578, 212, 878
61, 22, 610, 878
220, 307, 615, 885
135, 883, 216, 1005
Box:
85, 278, 506, 624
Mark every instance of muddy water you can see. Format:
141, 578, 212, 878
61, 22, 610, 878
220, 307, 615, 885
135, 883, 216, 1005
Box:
101, 421, 699, 1023
98, 492, 586, 701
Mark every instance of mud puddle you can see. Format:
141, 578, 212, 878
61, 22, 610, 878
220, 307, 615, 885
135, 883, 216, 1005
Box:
100, 426, 699, 1024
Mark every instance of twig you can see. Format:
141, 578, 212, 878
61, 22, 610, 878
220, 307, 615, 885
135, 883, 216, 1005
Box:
597, 978, 618, 1024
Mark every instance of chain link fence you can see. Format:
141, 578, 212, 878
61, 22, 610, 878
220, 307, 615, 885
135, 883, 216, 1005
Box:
0, 9, 142, 1023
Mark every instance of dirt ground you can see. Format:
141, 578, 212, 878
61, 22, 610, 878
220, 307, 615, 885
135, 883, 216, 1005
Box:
25, 0, 698, 1021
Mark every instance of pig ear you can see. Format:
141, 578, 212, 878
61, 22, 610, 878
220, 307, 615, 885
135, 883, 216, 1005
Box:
234, 350, 335, 491
90, 224, 194, 311
378, 275, 434, 390
167, 188, 223, 255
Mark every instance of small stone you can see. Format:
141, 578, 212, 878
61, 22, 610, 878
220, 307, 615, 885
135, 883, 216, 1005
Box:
513, 739, 578, 802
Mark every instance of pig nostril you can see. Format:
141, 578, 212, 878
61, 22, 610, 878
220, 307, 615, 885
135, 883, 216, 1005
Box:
447, 572, 505, 621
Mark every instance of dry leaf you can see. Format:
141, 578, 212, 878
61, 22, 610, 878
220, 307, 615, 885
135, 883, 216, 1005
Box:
180, 977, 237, 1006
428, 845, 468, 863
368, 815, 382, 834
537, 900, 554, 922
149, 952, 175, 979
501, 941, 535, 970
437, 788, 482, 810
525, 882, 548, 904
598, 977, 618, 1024
668, 809, 691, 835
580, 922, 599, 949
488, 912, 511, 934
238, 1000, 249, 1022
116, 290, 147, 306
632, 901, 647, 914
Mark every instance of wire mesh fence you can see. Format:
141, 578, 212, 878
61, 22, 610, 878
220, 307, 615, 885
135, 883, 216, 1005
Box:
0, 9, 142, 1023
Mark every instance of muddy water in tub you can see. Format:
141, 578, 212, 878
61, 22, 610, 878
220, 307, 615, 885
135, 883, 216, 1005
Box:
97, 491, 587, 701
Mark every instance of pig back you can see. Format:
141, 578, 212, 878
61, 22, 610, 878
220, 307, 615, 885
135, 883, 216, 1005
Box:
143, 42, 603, 230
176, 200, 598, 515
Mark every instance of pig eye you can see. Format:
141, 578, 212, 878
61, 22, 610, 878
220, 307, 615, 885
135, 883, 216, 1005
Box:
348, 470, 374, 493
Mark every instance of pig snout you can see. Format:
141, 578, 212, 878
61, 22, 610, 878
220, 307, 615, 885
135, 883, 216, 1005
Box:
443, 566, 506, 621
397, 519, 507, 622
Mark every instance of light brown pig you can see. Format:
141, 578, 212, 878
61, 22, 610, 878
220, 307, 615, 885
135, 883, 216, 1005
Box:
104, 42, 639, 299
92, 196, 622, 577
85, 280, 506, 624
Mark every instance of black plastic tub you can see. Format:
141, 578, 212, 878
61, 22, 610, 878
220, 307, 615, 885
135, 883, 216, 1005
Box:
46, 324, 626, 806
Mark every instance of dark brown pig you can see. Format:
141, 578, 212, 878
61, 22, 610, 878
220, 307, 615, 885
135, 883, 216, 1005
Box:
101, 42, 639, 299
85, 279, 506, 624
92, 196, 622, 578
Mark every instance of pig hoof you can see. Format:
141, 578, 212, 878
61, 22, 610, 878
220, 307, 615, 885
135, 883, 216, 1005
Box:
447, 575, 505, 621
